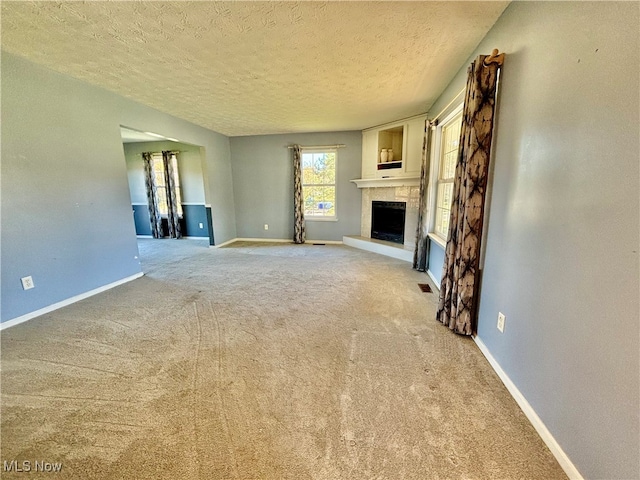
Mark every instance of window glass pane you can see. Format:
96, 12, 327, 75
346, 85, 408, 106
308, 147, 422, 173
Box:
303, 152, 336, 186
153, 162, 166, 187
436, 183, 443, 209
443, 183, 453, 209
435, 182, 454, 237
439, 114, 462, 180
302, 153, 313, 184
435, 207, 443, 237
302, 153, 313, 170
156, 187, 168, 216
170, 155, 183, 216
304, 185, 320, 216
434, 112, 462, 238
443, 151, 457, 179
318, 186, 335, 216
303, 185, 335, 217
314, 152, 336, 184
443, 206, 450, 236
436, 183, 452, 209
175, 187, 183, 216
436, 206, 450, 238
150, 153, 184, 217
325, 153, 336, 183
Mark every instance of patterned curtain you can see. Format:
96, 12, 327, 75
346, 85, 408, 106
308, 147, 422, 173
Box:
292, 145, 306, 244
436, 54, 502, 335
162, 151, 182, 239
413, 119, 435, 271
142, 152, 163, 238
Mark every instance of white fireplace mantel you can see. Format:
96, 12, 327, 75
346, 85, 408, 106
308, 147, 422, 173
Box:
350, 176, 420, 189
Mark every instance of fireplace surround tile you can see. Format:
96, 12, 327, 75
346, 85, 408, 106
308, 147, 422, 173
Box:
361, 186, 420, 247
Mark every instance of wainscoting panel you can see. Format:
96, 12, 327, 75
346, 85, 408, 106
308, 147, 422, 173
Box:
132, 204, 152, 236
181, 204, 209, 238
131, 203, 208, 238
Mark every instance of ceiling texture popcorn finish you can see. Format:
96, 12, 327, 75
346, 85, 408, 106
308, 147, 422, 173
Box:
1, 1, 509, 136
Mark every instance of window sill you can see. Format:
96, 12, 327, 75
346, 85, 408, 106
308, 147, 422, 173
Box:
427, 232, 447, 249
306, 217, 338, 222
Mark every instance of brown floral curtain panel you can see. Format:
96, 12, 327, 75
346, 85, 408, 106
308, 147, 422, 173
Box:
436, 52, 503, 335
142, 152, 163, 238
413, 119, 435, 271
162, 151, 182, 239
292, 145, 306, 244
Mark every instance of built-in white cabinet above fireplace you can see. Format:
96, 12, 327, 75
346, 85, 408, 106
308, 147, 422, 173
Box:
359, 114, 427, 181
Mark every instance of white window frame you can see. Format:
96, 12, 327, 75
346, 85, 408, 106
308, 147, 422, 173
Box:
301, 148, 338, 222
427, 104, 464, 246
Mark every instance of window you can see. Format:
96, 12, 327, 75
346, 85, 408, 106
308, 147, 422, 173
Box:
151, 152, 183, 217
433, 110, 462, 240
301, 149, 336, 220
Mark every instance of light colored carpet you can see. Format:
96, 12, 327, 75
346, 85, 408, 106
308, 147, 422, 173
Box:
1, 239, 566, 479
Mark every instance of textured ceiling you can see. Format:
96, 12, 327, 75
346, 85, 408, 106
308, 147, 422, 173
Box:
1, 1, 509, 136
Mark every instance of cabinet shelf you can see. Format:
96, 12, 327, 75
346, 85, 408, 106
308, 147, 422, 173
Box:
377, 161, 403, 170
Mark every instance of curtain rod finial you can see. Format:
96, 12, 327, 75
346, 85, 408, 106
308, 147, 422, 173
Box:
484, 49, 505, 67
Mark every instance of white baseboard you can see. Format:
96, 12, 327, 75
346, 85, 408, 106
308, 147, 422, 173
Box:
137, 236, 208, 240
426, 269, 440, 289
473, 336, 583, 480
215, 238, 343, 248
308, 240, 343, 245
0, 272, 144, 331
213, 237, 241, 248
214, 237, 290, 247
236, 237, 292, 243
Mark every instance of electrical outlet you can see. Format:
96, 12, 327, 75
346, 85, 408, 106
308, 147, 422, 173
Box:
198, 222, 204, 229
21, 276, 35, 290
497, 312, 506, 333
264, 224, 269, 230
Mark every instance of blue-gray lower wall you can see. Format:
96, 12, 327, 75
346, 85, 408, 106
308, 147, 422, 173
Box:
132, 204, 152, 236
181, 204, 209, 238
427, 241, 445, 287
132, 204, 208, 238
229, 131, 362, 242
426, 2, 639, 478
205, 207, 215, 245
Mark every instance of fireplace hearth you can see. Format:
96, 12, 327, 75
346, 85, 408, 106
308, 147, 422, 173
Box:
371, 201, 406, 245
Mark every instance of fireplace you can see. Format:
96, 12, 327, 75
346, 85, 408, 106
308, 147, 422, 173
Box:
371, 201, 406, 244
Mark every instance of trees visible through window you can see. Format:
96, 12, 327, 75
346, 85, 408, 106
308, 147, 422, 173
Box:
151, 153, 183, 217
302, 149, 336, 219
434, 112, 462, 240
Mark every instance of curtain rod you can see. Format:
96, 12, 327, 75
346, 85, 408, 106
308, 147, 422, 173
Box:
143, 150, 182, 154
287, 144, 346, 149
